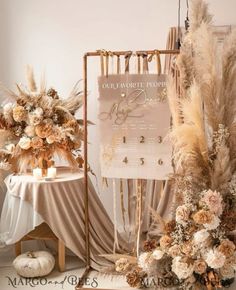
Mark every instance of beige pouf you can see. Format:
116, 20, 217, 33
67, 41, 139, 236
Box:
13, 251, 55, 277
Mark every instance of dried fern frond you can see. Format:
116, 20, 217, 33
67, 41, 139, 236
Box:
26, 65, 37, 92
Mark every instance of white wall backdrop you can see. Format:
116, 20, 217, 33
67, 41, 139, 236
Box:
0, 0, 236, 221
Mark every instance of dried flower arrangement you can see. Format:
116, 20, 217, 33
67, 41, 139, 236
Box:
0, 67, 84, 173
113, 0, 236, 289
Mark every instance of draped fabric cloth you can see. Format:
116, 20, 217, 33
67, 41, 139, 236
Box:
0, 167, 129, 270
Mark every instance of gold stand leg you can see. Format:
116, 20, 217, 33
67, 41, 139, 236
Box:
58, 239, 65, 272
15, 241, 21, 256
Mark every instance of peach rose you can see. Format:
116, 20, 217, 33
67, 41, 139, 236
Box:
193, 210, 214, 225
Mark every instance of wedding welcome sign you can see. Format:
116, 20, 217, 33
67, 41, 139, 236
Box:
98, 74, 172, 180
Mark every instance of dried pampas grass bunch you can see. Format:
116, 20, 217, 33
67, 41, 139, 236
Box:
0, 66, 84, 173
125, 0, 236, 289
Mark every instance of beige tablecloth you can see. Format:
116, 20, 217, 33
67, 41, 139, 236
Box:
1, 167, 128, 270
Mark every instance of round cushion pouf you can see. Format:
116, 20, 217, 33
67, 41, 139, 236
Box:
13, 251, 55, 277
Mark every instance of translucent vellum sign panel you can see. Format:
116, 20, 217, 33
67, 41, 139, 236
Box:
98, 74, 173, 180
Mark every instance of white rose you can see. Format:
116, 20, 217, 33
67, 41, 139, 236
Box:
172, 256, 194, 279
152, 249, 164, 260
24, 126, 35, 137
18, 136, 31, 150
193, 229, 210, 245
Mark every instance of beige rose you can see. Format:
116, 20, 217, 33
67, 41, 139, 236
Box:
168, 245, 181, 258
13, 106, 27, 122
194, 259, 207, 274
24, 125, 35, 137
176, 205, 190, 225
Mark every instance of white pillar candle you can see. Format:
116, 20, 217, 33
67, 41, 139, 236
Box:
47, 167, 57, 179
33, 168, 43, 180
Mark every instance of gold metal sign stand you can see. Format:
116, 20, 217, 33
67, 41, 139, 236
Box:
76, 49, 179, 290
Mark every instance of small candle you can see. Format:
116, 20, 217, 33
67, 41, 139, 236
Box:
33, 168, 43, 180
47, 167, 57, 179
